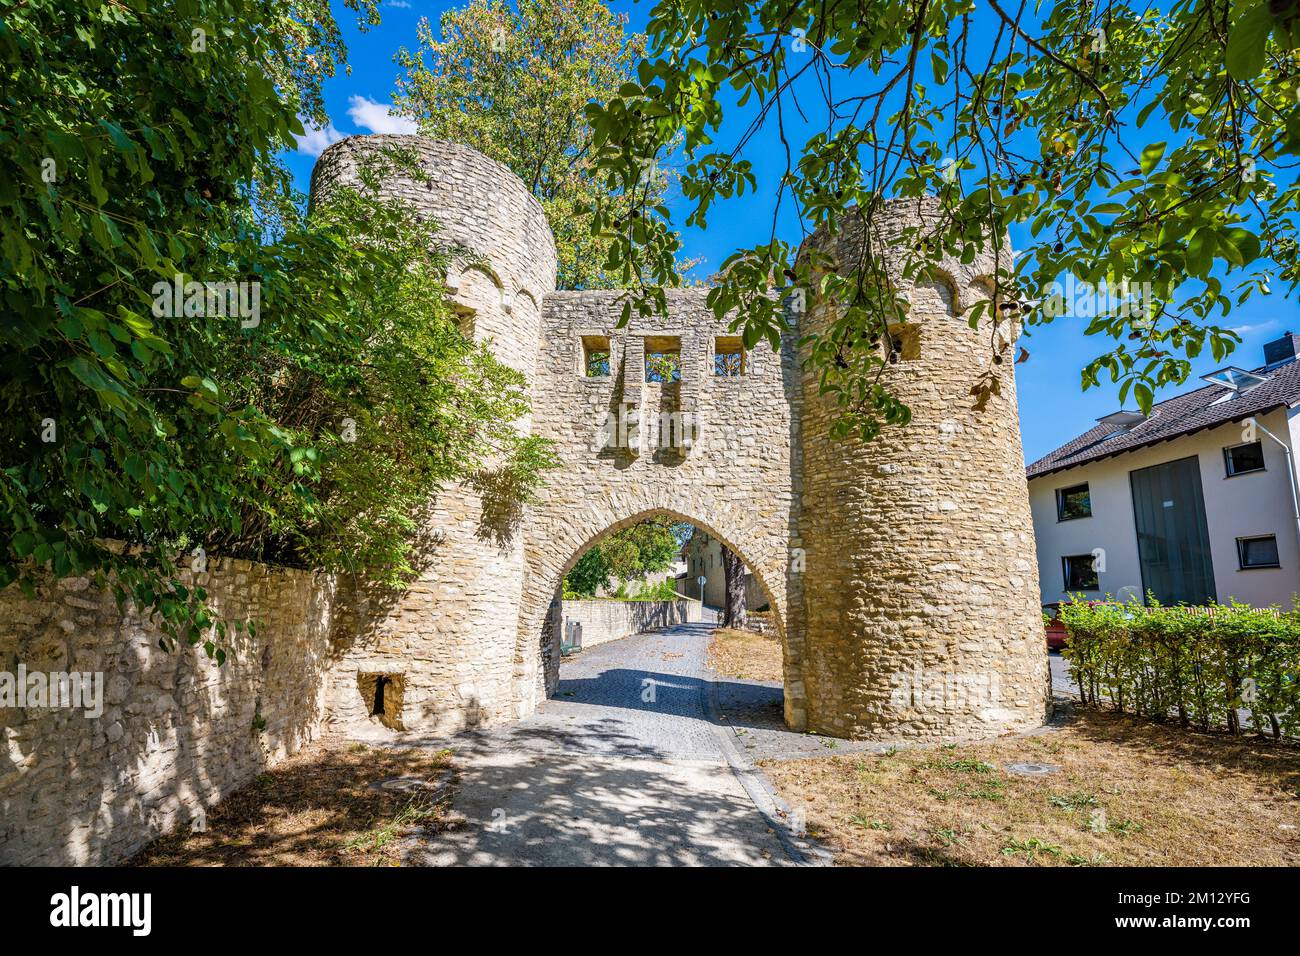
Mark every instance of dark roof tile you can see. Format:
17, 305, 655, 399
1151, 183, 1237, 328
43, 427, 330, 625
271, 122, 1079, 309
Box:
1025, 357, 1300, 479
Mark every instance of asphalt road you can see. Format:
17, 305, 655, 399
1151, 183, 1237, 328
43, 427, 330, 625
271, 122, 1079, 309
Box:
410, 622, 813, 866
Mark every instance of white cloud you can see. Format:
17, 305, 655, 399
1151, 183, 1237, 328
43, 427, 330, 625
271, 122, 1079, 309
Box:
294, 119, 344, 157
387, 0, 412, 7
347, 95, 418, 135
1229, 320, 1280, 336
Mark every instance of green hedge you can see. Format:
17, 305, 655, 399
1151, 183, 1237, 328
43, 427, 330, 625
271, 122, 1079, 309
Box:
1058, 599, 1300, 739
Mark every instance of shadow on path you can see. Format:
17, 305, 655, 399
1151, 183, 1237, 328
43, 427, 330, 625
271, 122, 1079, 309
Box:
403, 621, 804, 865
415, 746, 790, 866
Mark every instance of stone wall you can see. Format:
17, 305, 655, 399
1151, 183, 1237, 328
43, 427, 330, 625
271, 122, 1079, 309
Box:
304, 135, 1046, 742
0, 560, 334, 865
305, 136, 801, 735
595, 565, 684, 598
518, 288, 800, 724
561, 598, 702, 650
309, 135, 557, 311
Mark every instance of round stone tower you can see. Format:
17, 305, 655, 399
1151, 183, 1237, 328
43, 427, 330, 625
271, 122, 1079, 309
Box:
309, 135, 556, 734
795, 196, 1048, 741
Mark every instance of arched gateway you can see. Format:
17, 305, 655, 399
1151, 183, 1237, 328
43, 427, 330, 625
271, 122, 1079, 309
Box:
311, 135, 1048, 742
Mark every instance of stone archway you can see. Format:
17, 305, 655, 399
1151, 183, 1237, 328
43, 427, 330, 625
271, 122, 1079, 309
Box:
515, 505, 796, 727
312, 135, 1048, 743
507, 286, 805, 730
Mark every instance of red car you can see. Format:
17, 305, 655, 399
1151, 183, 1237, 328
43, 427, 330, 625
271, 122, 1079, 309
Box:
1042, 603, 1068, 651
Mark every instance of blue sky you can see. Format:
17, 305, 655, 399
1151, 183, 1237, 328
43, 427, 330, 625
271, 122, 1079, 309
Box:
285, 0, 1300, 465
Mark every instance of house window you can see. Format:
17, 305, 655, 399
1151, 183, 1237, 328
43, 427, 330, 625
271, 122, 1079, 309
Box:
580, 335, 610, 377
1224, 441, 1265, 477
714, 336, 745, 376
1237, 535, 1280, 569
1056, 483, 1092, 521
644, 335, 681, 383
1062, 554, 1099, 591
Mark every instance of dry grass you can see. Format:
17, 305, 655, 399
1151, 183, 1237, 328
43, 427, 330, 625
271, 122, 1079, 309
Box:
761, 709, 1300, 866
708, 626, 784, 682
131, 739, 454, 867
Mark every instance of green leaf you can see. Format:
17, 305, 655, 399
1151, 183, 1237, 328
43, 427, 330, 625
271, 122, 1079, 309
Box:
1134, 382, 1154, 413
1226, 229, 1261, 265
12, 533, 35, 558
98, 119, 134, 155
931, 52, 948, 84
1227, 4, 1273, 81
1139, 142, 1167, 174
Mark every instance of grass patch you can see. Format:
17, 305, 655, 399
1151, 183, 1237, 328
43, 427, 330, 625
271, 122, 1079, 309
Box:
760, 709, 1300, 866
131, 739, 454, 867
1048, 791, 1099, 812
708, 626, 783, 682
925, 756, 997, 774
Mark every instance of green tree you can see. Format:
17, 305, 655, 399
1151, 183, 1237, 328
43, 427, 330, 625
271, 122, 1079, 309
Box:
208, 148, 554, 582
392, 0, 687, 289
564, 547, 614, 597
587, 0, 1300, 439
265, 0, 381, 128
564, 517, 688, 596
252, 0, 384, 237
0, 1, 551, 651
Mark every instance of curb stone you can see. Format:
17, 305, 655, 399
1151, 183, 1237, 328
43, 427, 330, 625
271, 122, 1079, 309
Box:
701, 669, 834, 867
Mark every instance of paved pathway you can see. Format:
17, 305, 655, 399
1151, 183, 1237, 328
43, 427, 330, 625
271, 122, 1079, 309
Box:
349, 631, 1074, 866
368, 631, 1077, 865
1049, 651, 1073, 696
403, 621, 832, 866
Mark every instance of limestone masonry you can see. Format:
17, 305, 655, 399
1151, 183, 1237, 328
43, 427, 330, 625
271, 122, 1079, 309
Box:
308, 135, 1048, 740
0, 560, 333, 864
1, 135, 1048, 863
561, 598, 703, 651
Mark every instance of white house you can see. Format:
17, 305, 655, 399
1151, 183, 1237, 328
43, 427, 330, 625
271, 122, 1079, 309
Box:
678, 528, 767, 610
1027, 333, 1300, 609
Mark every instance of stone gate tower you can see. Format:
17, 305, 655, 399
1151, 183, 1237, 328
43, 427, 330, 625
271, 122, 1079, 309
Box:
310, 137, 557, 732
309, 135, 1047, 742
795, 199, 1049, 739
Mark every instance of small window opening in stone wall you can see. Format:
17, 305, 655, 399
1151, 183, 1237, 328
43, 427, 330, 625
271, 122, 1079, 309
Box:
453, 305, 476, 341
357, 672, 405, 730
886, 324, 922, 362
644, 335, 681, 383
714, 336, 745, 376
581, 335, 610, 377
